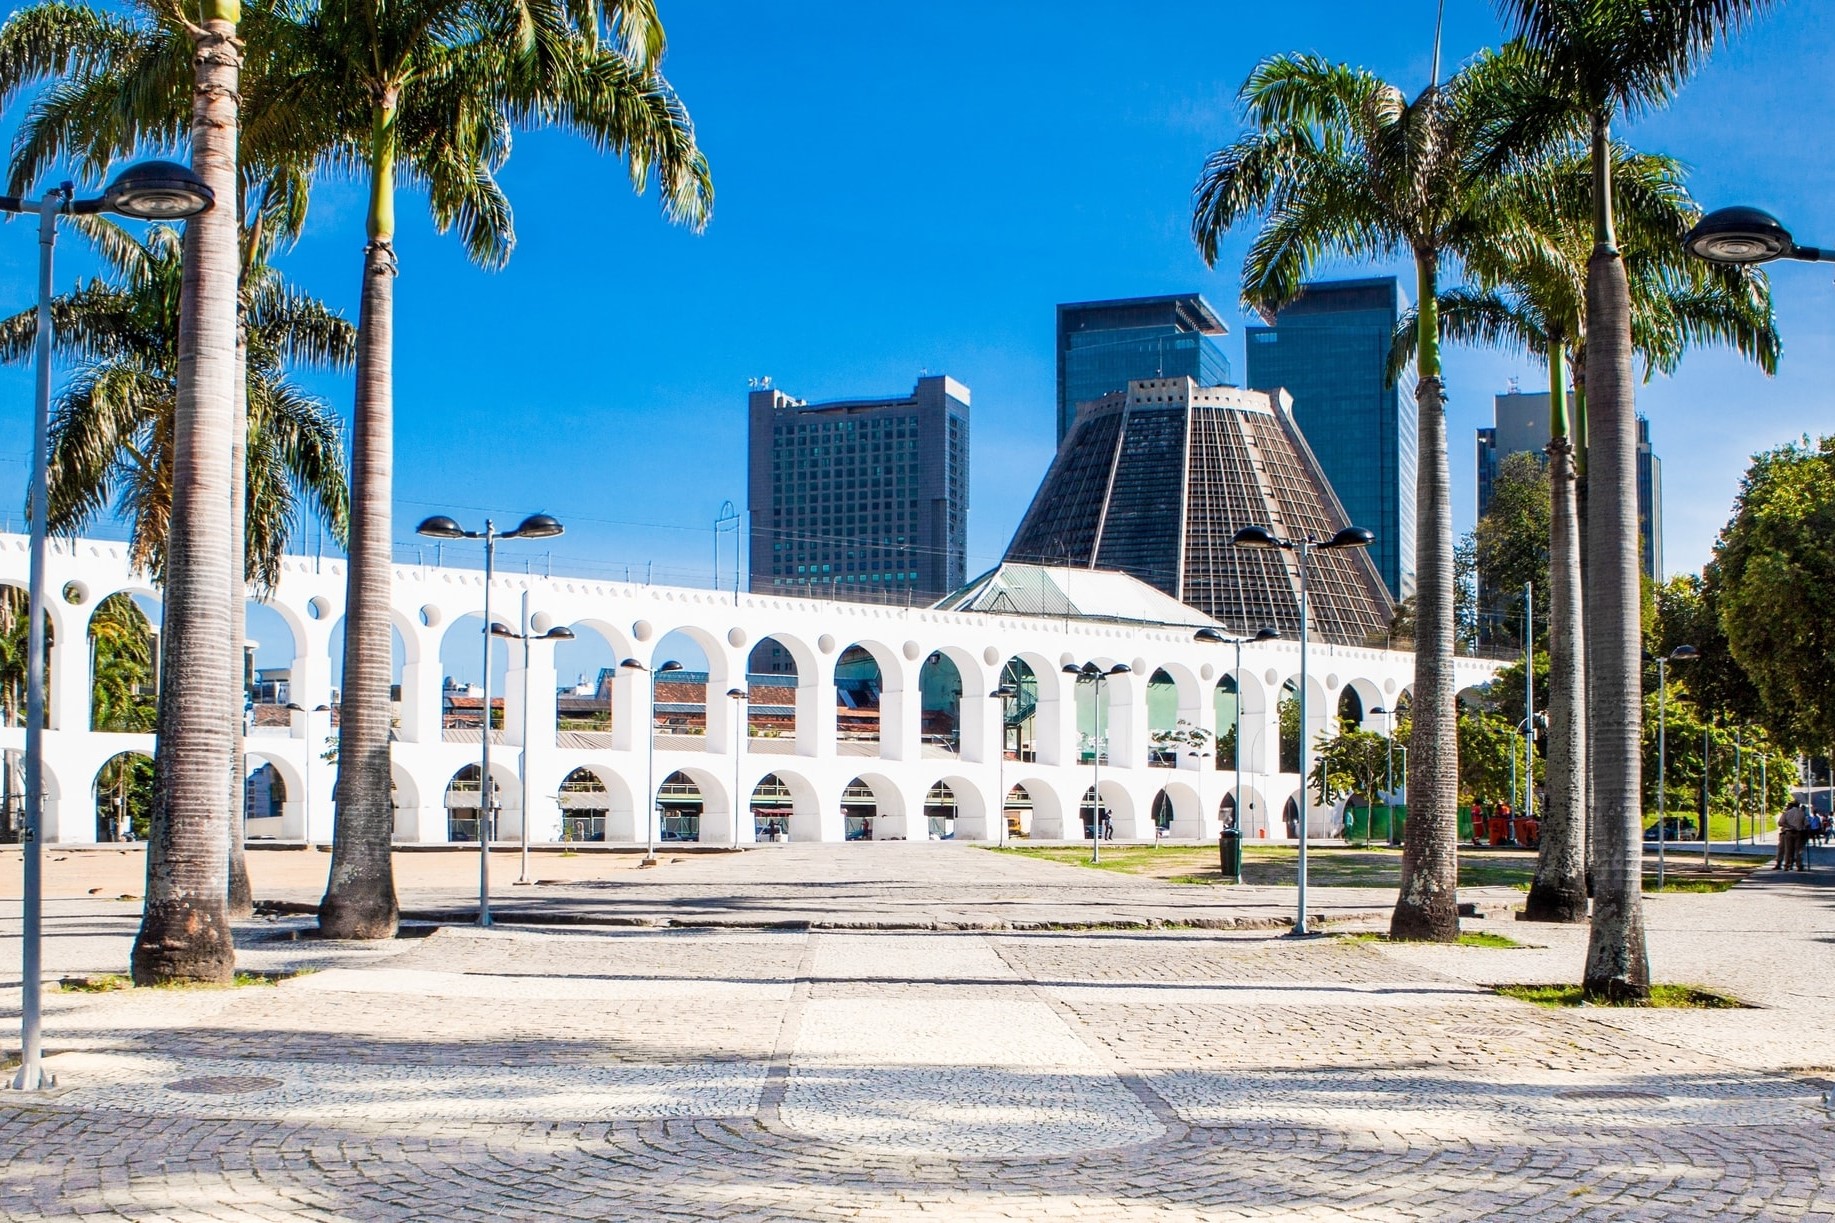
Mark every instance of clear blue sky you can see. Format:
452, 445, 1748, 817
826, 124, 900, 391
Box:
0, 0, 1829, 681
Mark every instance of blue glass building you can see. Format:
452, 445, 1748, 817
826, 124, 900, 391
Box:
1055, 294, 1230, 444
1244, 277, 1416, 601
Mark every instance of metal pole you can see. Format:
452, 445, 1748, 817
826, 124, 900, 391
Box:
1295, 540, 1311, 936
1519, 582, 1532, 845
1734, 728, 1743, 849
996, 690, 1008, 849
1703, 724, 1711, 869
1383, 706, 1395, 848
13, 191, 63, 1092
1091, 671, 1103, 864
477, 523, 496, 926
1233, 639, 1245, 882
732, 687, 745, 850
1657, 657, 1668, 889
645, 671, 657, 863
517, 589, 533, 886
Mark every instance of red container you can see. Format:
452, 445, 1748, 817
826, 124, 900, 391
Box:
1488, 815, 1510, 846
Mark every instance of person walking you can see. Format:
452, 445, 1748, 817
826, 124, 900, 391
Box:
1777, 799, 1808, 870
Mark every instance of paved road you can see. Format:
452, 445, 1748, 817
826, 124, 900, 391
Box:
0, 848, 1831, 1220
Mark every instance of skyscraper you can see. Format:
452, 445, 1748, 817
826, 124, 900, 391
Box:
1003, 377, 1393, 645
1244, 277, 1416, 601
1476, 390, 1663, 581
1055, 294, 1230, 443
747, 375, 970, 606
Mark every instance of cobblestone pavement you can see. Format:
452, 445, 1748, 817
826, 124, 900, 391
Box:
1, 853, 1834, 1219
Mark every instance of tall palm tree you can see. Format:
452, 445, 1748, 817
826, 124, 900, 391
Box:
1498, 0, 1776, 999
1392, 147, 1778, 924
1193, 47, 1554, 942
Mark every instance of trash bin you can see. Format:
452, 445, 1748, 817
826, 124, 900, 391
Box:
1219, 827, 1243, 881
1487, 814, 1510, 846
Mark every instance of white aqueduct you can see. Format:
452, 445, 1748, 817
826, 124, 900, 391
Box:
2, 534, 1499, 846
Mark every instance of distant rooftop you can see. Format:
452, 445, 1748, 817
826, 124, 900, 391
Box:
932, 563, 1223, 629
1056, 293, 1227, 336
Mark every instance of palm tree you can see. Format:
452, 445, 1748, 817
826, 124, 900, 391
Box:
1193, 47, 1555, 941
0, 222, 352, 586
1392, 147, 1777, 924
1498, 0, 1777, 999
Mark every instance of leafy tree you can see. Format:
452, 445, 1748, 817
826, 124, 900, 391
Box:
1309, 728, 1390, 807
1475, 451, 1551, 648
88, 593, 156, 733
1193, 45, 1562, 942
1277, 692, 1300, 775
1714, 437, 1835, 753
1654, 571, 1763, 726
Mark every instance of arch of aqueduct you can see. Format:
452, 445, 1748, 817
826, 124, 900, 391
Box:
1, 534, 1499, 846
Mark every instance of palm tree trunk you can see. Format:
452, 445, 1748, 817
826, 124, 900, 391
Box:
1525, 342, 1587, 922
1392, 249, 1459, 942
131, 8, 240, 985
227, 328, 253, 918
1581, 109, 1649, 1000
320, 97, 401, 939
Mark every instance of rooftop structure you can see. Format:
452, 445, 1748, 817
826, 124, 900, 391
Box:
1002, 378, 1393, 646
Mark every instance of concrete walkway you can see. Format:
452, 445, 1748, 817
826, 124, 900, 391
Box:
0, 848, 1831, 1220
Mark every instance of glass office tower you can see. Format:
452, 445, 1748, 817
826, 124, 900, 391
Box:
1055, 294, 1230, 444
747, 375, 970, 607
1244, 277, 1416, 601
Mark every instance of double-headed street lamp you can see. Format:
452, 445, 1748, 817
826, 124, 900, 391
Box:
6, 161, 214, 1094
1195, 627, 1281, 883
1648, 644, 1698, 889
726, 686, 747, 848
1061, 662, 1130, 863
417, 512, 564, 926
990, 683, 1020, 847
1685, 207, 1834, 268
1231, 524, 1374, 936
620, 656, 683, 862
489, 594, 575, 885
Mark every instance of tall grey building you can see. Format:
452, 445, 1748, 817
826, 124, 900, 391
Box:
1003, 377, 1392, 645
1476, 389, 1663, 581
747, 375, 970, 606
1056, 294, 1230, 444
1244, 277, 1416, 602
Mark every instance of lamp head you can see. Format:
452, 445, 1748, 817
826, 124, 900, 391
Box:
1062, 663, 1085, 676
1253, 626, 1282, 642
1106, 663, 1132, 676
1231, 525, 1283, 550
1193, 628, 1226, 644
619, 657, 644, 671
508, 512, 564, 540
726, 687, 746, 699
991, 684, 1019, 698
488, 622, 515, 639
1684, 205, 1793, 265
541, 626, 576, 641
1324, 526, 1375, 550
415, 515, 467, 540
657, 660, 683, 674
1670, 644, 1700, 662
99, 160, 213, 220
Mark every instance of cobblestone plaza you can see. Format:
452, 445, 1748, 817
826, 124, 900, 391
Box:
3, 844, 1833, 1220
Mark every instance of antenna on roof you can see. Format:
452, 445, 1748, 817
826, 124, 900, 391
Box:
1429, 0, 1445, 87
1507, 376, 1519, 395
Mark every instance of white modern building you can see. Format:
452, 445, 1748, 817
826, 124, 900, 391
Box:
0, 536, 1497, 846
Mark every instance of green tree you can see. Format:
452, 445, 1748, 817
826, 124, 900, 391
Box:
1499, 0, 1779, 1000
88, 593, 156, 733
1309, 728, 1389, 807
1714, 437, 1835, 753
1192, 46, 1560, 942
1653, 571, 1763, 726
1474, 451, 1551, 647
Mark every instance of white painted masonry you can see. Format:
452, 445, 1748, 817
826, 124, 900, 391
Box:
0, 534, 1498, 845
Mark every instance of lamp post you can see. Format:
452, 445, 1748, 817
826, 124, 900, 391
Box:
1644, 639, 1695, 885
1684, 207, 1835, 268
1232, 524, 1374, 936
1371, 705, 1397, 846
620, 656, 682, 863
5, 161, 213, 1093
1520, 582, 1534, 847
284, 702, 332, 847
1196, 627, 1281, 883
726, 686, 746, 848
1062, 662, 1130, 862
990, 683, 1019, 847
489, 592, 575, 885
416, 512, 564, 926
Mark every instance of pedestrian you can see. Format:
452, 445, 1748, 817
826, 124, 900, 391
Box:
1776, 800, 1807, 870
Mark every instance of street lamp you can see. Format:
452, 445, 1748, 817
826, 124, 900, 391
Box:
726, 686, 747, 848
1648, 644, 1698, 888
6, 160, 213, 1094
1684, 206, 1834, 266
489, 597, 575, 885
417, 511, 564, 926
620, 656, 683, 862
1196, 626, 1281, 883
1232, 523, 1374, 935
1370, 705, 1397, 847
1061, 662, 1130, 862
990, 683, 1019, 847
284, 702, 332, 847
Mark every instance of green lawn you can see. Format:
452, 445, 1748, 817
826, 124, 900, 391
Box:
1496, 982, 1745, 1008
989, 844, 1757, 892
